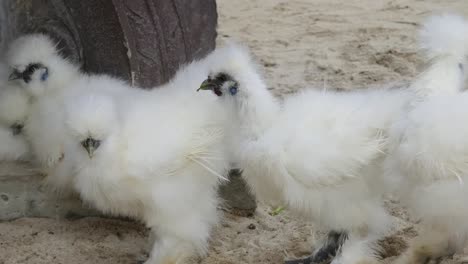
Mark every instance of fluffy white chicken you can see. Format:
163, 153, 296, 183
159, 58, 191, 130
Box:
198, 44, 412, 264
0, 82, 31, 160
385, 14, 468, 263
5, 34, 83, 192
5, 34, 134, 192
61, 51, 230, 264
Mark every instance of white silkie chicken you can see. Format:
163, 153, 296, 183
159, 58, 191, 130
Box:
0, 82, 31, 161
61, 50, 230, 264
385, 14, 468, 263
5, 34, 82, 192
5, 34, 134, 192
197, 44, 412, 264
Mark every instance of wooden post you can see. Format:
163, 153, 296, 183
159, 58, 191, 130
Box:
0, 0, 256, 220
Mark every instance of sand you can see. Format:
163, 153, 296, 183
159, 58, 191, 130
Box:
2, 1, 468, 263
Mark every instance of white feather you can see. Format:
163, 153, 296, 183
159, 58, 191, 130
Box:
4, 34, 81, 188
4, 34, 135, 193
385, 14, 468, 262
411, 14, 468, 97
331, 235, 381, 264
419, 13, 468, 60
62, 49, 230, 264
202, 43, 412, 264
0, 73, 31, 161
5, 33, 231, 263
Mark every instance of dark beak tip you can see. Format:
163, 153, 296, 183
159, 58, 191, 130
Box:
198, 82, 216, 92
82, 138, 101, 158
84, 147, 94, 159
8, 73, 20, 81
11, 124, 23, 136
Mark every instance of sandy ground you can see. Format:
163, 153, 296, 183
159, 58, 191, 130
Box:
2, 1, 468, 264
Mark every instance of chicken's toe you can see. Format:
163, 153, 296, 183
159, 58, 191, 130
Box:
284, 256, 312, 264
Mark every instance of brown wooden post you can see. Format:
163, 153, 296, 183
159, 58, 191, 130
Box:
0, 0, 256, 219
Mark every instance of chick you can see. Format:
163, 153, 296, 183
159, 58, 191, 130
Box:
5, 34, 82, 191
5, 34, 134, 193
198, 43, 411, 264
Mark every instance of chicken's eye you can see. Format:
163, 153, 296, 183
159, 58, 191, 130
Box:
229, 85, 238, 95
40, 68, 49, 81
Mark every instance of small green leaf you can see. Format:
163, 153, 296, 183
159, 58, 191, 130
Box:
269, 206, 285, 216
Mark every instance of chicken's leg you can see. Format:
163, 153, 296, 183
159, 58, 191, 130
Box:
285, 231, 348, 264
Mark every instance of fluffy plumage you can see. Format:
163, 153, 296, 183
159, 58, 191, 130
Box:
5, 34, 83, 192
4, 34, 134, 193
199, 43, 411, 264
411, 14, 468, 97
6, 34, 78, 97
385, 14, 468, 263
62, 51, 229, 264
6, 32, 229, 263
419, 14, 468, 61
0, 82, 31, 160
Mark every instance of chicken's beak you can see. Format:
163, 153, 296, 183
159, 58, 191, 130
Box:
81, 138, 101, 159
10, 123, 24, 136
8, 70, 22, 81
197, 79, 216, 92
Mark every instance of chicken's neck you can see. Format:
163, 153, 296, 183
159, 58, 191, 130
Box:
230, 77, 280, 140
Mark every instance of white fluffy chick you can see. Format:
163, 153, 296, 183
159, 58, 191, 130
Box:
4, 34, 133, 193
385, 14, 468, 263
198, 44, 411, 264
0, 83, 30, 160
63, 53, 229, 264
5, 34, 82, 192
